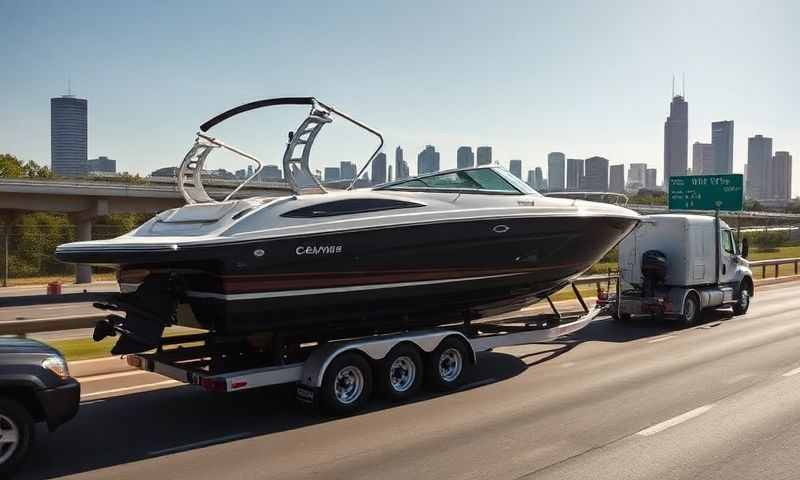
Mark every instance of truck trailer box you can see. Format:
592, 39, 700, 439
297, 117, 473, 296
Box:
619, 214, 721, 287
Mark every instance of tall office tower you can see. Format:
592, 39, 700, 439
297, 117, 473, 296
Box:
584, 156, 609, 191
526, 170, 536, 187
509, 159, 522, 179
711, 120, 734, 174
533, 167, 545, 191
260, 165, 282, 180
747, 134, 773, 200
51, 94, 88, 177
692, 142, 714, 175
457, 146, 475, 169
394, 146, 410, 180
663, 94, 689, 181
645, 168, 658, 190
87, 156, 116, 173
340, 161, 357, 180
476, 146, 492, 166
627, 163, 647, 191
609, 164, 625, 193
323, 167, 340, 182
771, 152, 792, 200
547, 152, 566, 192
566, 158, 584, 191
371, 152, 387, 185
417, 145, 440, 174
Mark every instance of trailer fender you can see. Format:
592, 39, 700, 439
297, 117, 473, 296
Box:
299, 331, 476, 389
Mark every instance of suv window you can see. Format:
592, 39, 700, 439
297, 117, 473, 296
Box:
282, 198, 423, 218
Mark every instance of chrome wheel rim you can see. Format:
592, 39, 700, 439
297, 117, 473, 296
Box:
389, 356, 416, 392
0, 414, 20, 464
438, 348, 463, 382
334, 366, 364, 405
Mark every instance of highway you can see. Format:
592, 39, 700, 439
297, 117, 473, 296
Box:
16, 280, 800, 479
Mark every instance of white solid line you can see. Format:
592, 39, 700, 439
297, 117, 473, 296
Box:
77, 370, 149, 383
636, 404, 715, 436
80, 380, 180, 399
782, 366, 800, 377
150, 432, 252, 456
79, 399, 106, 406
647, 335, 677, 344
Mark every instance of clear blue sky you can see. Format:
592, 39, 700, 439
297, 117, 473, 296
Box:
1, 0, 797, 192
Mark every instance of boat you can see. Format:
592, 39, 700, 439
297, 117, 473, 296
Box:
55, 97, 641, 355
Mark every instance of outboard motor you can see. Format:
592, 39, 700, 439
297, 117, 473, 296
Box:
641, 249, 667, 297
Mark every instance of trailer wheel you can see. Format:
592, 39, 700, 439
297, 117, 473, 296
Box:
0, 397, 34, 476
320, 352, 373, 416
425, 337, 471, 392
378, 344, 423, 402
678, 292, 701, 326
733, 281, 751, 316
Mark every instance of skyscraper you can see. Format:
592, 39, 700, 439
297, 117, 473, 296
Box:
771, 151, 792, 200
371, 152, 387, 185
547, 152, 566, 192
627, 163, 647, 191
609, 164, 625, 193
566, 158, 584, 191
509, 159, 522, 179
417, 145, 440, 174
711, 120, 734, 174
645, 168, 658, 190
747, 134, 773, 200
692, 142, 714, 175
584, 156, 609, 191
526, 170, 536, 188
340, 161, 357, 180
387, 165, 393, 182
476, 146, 492, 166
457, 146, 475, 169
51, 94, 88, 177
394, 146, 409, 180
533, 167, 545, 191
323, 167, 340, 182
663, 94, 688, 181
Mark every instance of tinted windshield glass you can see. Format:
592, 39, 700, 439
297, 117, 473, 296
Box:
384, 168, 520, 193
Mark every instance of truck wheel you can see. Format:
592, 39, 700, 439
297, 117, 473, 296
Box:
320, 352, 373, 416
678, 292, 701, 326
425, 337, 472, 392
733, 282, 751, 316
0, 397, 34, 476
378, 344, 423, 402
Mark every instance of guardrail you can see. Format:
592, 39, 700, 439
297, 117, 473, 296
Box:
2, 259, 800, 336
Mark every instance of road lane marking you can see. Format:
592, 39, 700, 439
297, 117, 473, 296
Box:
80, 380, 180, 399
636, 404, 715, 436
77, 370, 149, 383
782, 366, 800, 377
150, 433, 252, 456
79, 400, 106, 406
647, 335, 677, 344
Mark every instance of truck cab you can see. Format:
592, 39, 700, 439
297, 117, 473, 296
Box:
615, 214, 753, 324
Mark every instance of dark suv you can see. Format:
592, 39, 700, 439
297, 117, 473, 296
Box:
0, 337, 80, 474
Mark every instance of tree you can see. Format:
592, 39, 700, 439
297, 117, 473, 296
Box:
0, 154, 23, 177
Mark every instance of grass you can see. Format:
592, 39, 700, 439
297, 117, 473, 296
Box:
44, 327, 203, 362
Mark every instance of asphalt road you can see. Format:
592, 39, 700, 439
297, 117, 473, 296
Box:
18, 280, 800, 480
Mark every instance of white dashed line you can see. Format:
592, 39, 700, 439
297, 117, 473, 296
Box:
80, 380, 180, 399
77, 370, 149, 383
636, 404, 715, 436
782, 366, 800, 377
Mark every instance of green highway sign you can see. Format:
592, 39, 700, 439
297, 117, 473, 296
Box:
668, 174, 744, 211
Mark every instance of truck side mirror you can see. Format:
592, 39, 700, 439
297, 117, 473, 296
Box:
740, 238, 749, 259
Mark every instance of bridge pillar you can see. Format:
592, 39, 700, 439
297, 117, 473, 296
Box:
71, 199, 109, 285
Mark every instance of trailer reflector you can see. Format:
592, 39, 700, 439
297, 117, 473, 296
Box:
201, 377, 228, 392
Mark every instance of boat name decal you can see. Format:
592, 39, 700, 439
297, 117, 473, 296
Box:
296, 245, 343, 256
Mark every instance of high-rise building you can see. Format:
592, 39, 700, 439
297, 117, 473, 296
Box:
645, 168, 658, 190
457, 146, 475, 169
711, 120, 734, 174
476, 146, 492, 166
566, 158, 584, 191
509, 159, 522, 179
371, 152, 387, 185
340, 161, 357, 180
324, 167, 340, 182
771, 151, 792, 200
609, 164, 625, 193
663, 95, 689, 182
260, 165, 282, 181
547, 152, 566, 192
387, 165, 393, 183
51, 95, 88, 177
394, 146, 409, 180
417, 145, 440, 174
526, 170, 536, 188
533, 167, 545, 191
627, 163, 647, 191
87, 156, 116, 173
692, 142, 714, 175
747, 134, 773, 200
584, 156, 609, 191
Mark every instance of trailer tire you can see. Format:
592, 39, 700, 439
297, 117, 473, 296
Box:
378, 344, 423, 402
425, 337, 471, 392
320, 352, 373, 416
677, 292, 701, 326
733, 280, 752, 316
0, 397, 34, 476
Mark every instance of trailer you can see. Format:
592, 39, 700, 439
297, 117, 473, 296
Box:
125, 284, 603, 415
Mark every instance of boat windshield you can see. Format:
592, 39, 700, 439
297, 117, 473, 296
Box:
379, 167, 540, 196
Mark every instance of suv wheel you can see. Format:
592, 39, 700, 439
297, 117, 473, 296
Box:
0, 397, 35, 475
